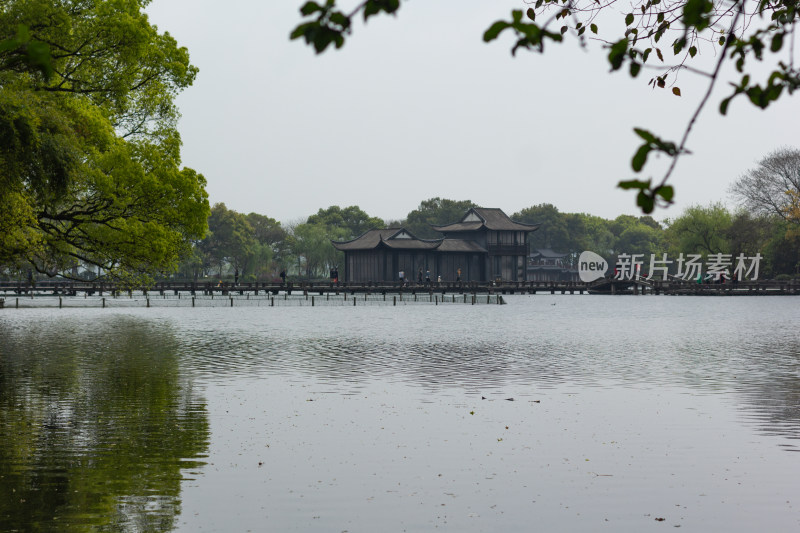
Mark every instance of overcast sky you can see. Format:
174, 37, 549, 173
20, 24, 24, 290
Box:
145, 1, 800, 225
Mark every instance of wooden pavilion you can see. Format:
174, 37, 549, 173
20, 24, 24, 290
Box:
332, 208, 539, 283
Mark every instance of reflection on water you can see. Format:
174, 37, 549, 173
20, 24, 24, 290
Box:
171, 297, 800, 446
1, 296, 799, 531
0, 315, 209, 531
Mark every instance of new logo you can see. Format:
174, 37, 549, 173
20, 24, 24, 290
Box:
578, 251, 608, 282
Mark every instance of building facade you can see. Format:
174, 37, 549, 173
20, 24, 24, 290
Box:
332, 208, 539, 283
527, 249, 580, 282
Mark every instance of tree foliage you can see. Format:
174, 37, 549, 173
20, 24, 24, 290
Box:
404, 198, 478, 238
306, 205, 384, 239
190, 205, 288, 281
664, 202, 798, 275
292, 0, 800, 213
730, 147, 800, 224
664, 203, 733, 255
513, 205, 663, 263
0, 0, 208, 283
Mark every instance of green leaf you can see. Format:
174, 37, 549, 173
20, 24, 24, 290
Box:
655, 185, 674, 202
719, 96, 732, 115
608, 38, 629, 71
299, 1, 322, 16
526, 8, 536, 21
329, 12, 350, 28
637, 190, 655, 213
771, 33, 783, 52
629, 61, 641, 77
15, 24, 30, 42
590, 23, 598, 34
634, 128, 657, 143
672, 87, 682, 96
618, 179, 651, 190
25, 41, 53, 79
483, 21, 510, 42
631, 144, 651, 171
625, 13, 634, 26
0, 37, 19, 52
290, 22, 316, 40
689, 46, 697, 57
683, 0, 713, 30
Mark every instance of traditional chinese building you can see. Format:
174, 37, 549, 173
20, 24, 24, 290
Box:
527, 249, 579, 282
331, 208, 539, 282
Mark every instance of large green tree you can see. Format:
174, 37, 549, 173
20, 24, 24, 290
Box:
292, 0, 799, 213
292, 221, 344, 278
199, 203, 254, 277
514, 204, 570, 251
664, 203, 733, 256
0, 0, 208, 282
245, 212, 288, 280
306, 205, 384, 239
404, 198, 478, 239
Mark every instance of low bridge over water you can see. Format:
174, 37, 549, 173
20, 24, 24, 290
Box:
1, 278, 799, 299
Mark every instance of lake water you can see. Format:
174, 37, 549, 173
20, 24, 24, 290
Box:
1, 295, 799, 532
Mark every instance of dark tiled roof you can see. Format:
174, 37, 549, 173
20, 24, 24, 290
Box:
332, 228, 442, 251
436, 239, 487, 253
332, 228, 489, 253
531, 248, 569, 259
429, 221, 484, 232
382, 239, 441, 250
331, 229, 398, 251
432, 207, 540, 233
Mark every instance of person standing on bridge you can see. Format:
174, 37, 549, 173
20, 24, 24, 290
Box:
457, 267, 462, 282
280, 269, 286, 284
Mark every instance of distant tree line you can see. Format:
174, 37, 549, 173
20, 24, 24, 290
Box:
5, 144, 799, 283
174, 149, 800, 282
